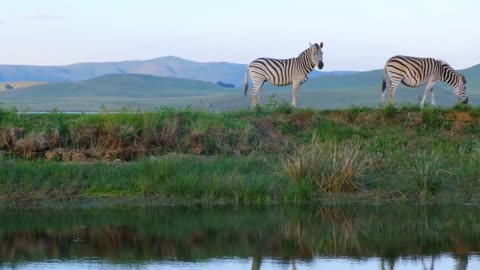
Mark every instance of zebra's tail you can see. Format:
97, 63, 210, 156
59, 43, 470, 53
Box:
244, 67, 249, 97
381, 71, 388, 93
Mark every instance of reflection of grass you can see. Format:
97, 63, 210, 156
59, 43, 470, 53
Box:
1, 205, 480, 262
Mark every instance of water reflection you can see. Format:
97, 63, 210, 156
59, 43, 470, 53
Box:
2, 256, 479, 270
0, 205, 479, 269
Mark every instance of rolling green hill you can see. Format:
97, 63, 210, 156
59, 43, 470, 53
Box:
0, 56, 346, 87
0, 74, 238, 111
0, 57, 246, 86
0, 65, 478, 112
0, 81, 47, 91
0, 74, 230, 98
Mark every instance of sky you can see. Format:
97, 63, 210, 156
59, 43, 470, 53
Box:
1, 0, 479, 71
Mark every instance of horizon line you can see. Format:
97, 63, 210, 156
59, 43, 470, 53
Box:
0, 55, 478, 72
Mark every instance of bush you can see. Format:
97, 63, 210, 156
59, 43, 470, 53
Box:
420, 108, 451, 131
410, 154, 452, 196
381, 104, 398, 119
283, 138, 367, 193
453, 103, 472, 112
4, 84, 14, 91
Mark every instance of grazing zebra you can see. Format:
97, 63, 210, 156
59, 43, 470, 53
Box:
382, 55, 468, 107
244, 42, 324, 107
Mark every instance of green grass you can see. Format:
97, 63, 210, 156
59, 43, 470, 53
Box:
410, 153, 453, 196
2, 105, 480, 205
0, 155, 291, 204
284, 138, 367, 193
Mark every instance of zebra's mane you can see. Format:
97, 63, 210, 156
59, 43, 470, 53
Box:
438, 59, 457, 72
438, 59, 451, 66
298, 45, 316, 59
298, 47, 311, 57
438, 59, 465, 83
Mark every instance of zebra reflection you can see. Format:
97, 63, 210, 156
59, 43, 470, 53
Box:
251, 256, 297, 270
380, 255, 468, 270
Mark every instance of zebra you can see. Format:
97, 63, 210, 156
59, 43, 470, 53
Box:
382, 55, 468, 107
244, 42, 324, 108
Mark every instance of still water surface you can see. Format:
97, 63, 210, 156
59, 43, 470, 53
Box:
0, 205, 479, 269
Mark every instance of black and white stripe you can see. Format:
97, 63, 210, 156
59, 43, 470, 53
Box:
382, 55, 468, 107
244, 43, 324, 107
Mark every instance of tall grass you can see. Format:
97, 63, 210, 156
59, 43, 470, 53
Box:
0, 155, 289, 204
2, 106, 480, 203
283, 138, 368, 193
410, 154, 453, 196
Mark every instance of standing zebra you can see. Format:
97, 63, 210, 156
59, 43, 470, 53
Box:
244, 42, 324, 107
382, 55, 468, 107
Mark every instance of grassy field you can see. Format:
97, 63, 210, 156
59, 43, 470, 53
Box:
1, 103, 480, 206
0, 63, 478, 111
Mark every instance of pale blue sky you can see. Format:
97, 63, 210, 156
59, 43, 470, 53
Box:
1, 0, 479, 70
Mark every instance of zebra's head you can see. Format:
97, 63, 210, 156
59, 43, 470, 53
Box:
459, 75, 469, 104
308, 42, 324, 69
440, 61, 468, 104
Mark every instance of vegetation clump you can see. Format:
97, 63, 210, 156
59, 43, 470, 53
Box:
284, 138, 367, 193
1, 105, 480, 204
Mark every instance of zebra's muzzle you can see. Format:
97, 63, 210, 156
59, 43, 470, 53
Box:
317, 61, 324, 69
462, 97, 469, 104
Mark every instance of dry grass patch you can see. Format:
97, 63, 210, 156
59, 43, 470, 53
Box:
284, 138, 368, 193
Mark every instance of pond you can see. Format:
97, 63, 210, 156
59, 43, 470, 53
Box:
0, 205, 479, 269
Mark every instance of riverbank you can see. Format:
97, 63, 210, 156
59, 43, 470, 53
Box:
1, 104, 480, 206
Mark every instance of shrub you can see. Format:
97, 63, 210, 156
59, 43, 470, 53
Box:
453, 103, 472, 112
381, 104, 398, 119
410, 154, 453, 196
283, 138, 367, 193
420, 108, 451, 131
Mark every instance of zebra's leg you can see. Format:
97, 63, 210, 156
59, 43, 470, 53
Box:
381, 90, 386, 106
388, 80, 400, 106
300, 76, 308, 85
291, 82, 301, 108
421, 81, 436, 108
251, 80, 265, 108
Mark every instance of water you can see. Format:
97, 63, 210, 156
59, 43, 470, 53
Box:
0, 205, 479, 269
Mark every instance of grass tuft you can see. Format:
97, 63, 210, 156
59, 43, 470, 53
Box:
283, 138, 368, 193
410, 154, 453, 196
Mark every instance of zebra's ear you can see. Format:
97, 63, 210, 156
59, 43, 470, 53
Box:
319, 42, 323, 49
309, 42, 312, 46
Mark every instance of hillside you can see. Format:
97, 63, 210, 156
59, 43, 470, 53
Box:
0, 64, 478, 112
0, 57, 245, 85
0, 56, 346, 87
0, 74, 236, 111
0, 74, 230, 98
0, 81, 46, 91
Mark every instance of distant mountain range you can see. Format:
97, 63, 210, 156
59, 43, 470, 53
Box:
0, 63, 478, 112
0, 73, 229, 98
0, 56, 355, 87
